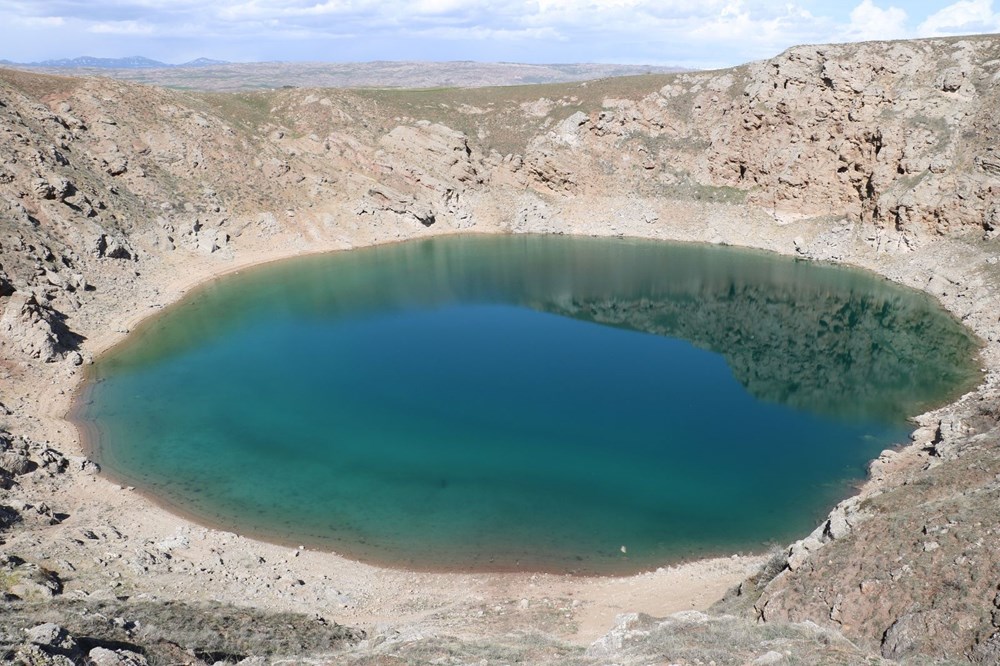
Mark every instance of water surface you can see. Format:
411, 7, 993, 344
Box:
75, 235, 980, 573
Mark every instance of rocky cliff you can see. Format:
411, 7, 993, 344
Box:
3, 36, 999, 330
2, 35, 1000, 664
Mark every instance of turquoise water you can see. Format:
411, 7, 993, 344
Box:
75, 235, 980, 574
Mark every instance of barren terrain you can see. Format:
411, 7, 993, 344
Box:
0, 60, 687, 92
2, 35, 1000, 664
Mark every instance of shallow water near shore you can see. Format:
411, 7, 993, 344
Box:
75, 234, 980, 574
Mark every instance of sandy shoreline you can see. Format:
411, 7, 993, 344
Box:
29, 222, 776, 646
63, 228, 871, 578
5, 37, 1000, 660
14, 199, 995, 649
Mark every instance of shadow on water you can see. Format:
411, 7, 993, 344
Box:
101, 234, 979, 422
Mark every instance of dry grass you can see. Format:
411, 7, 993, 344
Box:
196, 91, 283, 134
0, 67, 83, 99
188, 74, 688, 156
0, 598, 363, 664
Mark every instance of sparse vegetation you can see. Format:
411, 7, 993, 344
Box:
1, 62, 687, 94
0, 599, 363, 664
1, 33, 1000, 666
198, 92, 279, 133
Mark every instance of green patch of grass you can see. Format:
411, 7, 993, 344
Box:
196, 91, 279, 133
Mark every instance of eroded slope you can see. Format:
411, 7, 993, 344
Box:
2, 35, 1000, 664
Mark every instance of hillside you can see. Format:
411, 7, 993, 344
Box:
1, 35, 1000, 664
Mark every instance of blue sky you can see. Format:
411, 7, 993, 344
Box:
1, 1, 998, 68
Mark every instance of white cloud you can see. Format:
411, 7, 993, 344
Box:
88, 20, 156, 35
414, 24, 565, 41
413, 0, 479, 15
14, 15, 66, 27
682, 2, 830, 60
217, 0, 398, 20
842, 0, 908, 42
917, 0, 1000, 36
3, 0, 1000, 68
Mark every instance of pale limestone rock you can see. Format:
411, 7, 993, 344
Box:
585, 612, 656, 658
0, 293, 68, 361
362, 122, 486, 226
89, 647, 148, 666
25, 624, 75, 650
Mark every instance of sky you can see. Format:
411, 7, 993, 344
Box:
0, 1, 998, 69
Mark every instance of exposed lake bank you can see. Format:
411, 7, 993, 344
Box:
4, 197, 996, 658
71, 234, 978, 576
4, 36, 1000, 662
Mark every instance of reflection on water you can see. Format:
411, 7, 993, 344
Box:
78, 234, 981, 574
108, 235, 978, 422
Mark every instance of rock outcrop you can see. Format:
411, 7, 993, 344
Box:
361, 122, 484, 227
0, 293, 76, 361
12, 623, 149, 666
2, 34, 1000, 665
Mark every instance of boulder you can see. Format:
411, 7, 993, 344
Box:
25, 624, 77, 652
16, 623, 85, 665
0, 449, 32, 475
6, 561, 63, 599
0, 292, 73, 361
14, 644, 77, 666
786, 534, 824, 571
937, 67, 965, 92
38, 447, 69, 473
89, 647, 149, 666
32, 177, 56, 199
585, 612, 659, 658
104, 156, 128, 176
0, 432, 33, 476
881, 613, 928, 659
95, 234, 134, 260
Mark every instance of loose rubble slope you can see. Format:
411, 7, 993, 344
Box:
2, 35, 1000, 664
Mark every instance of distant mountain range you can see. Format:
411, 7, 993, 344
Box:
0, 56, 229, 69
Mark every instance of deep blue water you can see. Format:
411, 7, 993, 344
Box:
75, 235, 980, 573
